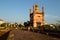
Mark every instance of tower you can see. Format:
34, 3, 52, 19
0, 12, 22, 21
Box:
30, 4, 44, 27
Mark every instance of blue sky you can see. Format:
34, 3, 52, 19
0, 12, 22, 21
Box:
0, 0, 60, 24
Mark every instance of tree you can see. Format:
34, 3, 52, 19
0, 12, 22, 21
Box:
0, 23, 6, 27
24, 21, 31, 28
14, 23, 18, 27
27, 21, 30, 26
19, 24, 24, 27
24, 22, 27, 27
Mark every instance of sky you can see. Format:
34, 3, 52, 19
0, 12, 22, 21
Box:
0, 0, 60, 24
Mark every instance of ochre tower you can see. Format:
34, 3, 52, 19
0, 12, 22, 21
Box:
30, 4, 44, 27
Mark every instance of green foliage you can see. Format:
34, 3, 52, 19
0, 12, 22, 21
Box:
19, 24, 24, 27
24, 21, 31, 28
14, 23, 18, 26
0, 23, 6, 27
44, 25, 50, 28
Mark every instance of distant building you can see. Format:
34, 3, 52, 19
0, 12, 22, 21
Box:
0, 19, 4, 24
30, 4, 44, 27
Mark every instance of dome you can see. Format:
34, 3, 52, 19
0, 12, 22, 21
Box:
35, 4, 39, 7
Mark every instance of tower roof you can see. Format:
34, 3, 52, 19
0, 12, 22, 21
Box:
33, 4, 40, 12
34, 4, 39, 7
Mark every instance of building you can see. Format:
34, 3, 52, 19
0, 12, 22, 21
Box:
30, 4, 44, 27
0, 19, 4, 24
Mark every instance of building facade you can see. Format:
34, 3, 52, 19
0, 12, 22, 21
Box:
0, 19, 4, 24
30, 4, 44, 27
